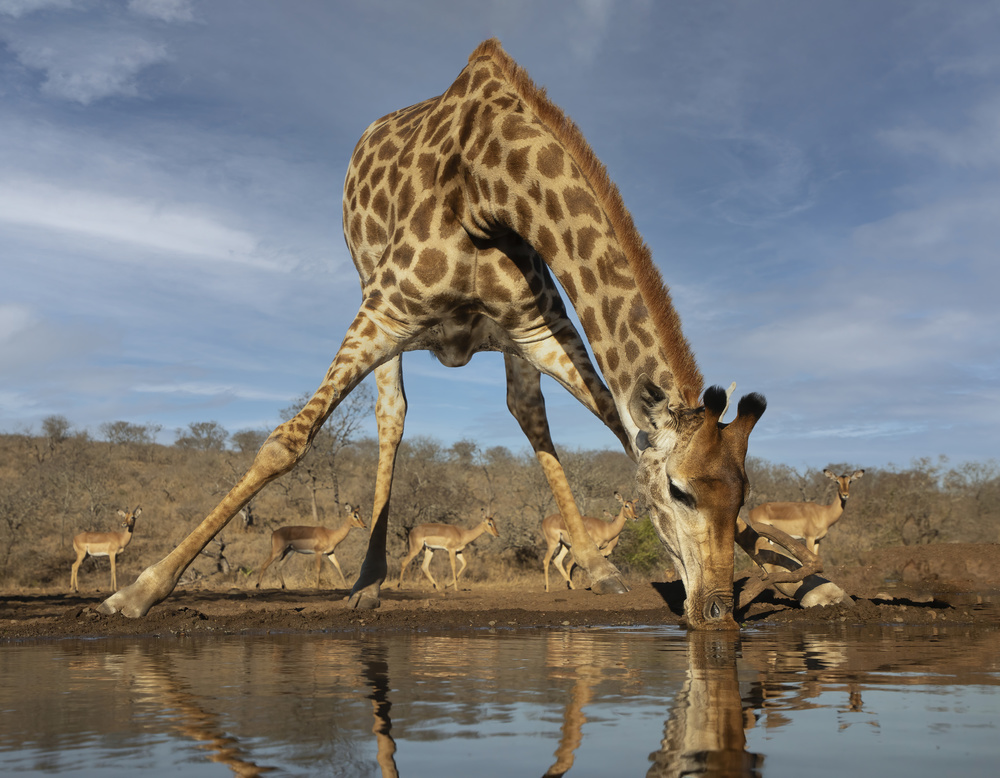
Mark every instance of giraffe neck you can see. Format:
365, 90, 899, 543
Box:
465, 41, 704, 410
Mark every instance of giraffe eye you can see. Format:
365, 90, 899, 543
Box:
669, 481, 696, 509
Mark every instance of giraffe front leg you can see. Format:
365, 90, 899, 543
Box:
101, 301, 396, 618
349, 356, 406, 610
504, 354, 628, 595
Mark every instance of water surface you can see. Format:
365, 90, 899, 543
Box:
1, 624, 997, 776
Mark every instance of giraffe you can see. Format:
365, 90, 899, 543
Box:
98, 39, 769, 629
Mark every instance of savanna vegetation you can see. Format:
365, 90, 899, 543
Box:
2, 396, 998, 593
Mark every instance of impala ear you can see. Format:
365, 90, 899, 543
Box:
823, 469, 836, 480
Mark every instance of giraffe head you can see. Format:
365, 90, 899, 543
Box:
629, 379, 766, 630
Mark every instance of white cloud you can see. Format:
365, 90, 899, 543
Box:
133, 382, 289, 402
879, 96, 1000, 168
6, 27, 168, 104
568, 0, 613, 61
0, 180, 264, 264
710, 132, 815, 226
127, 0, 194, 23
0, 0, 74, 18
739, 296, 979, 379
853, 191, 1000, 270
0, 303, 34, 343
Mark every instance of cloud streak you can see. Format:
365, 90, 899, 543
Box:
0, 180, 263, 261
0, 1, 997, 469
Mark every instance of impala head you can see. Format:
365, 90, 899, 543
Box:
483, 513, 500, 538
823, 469, 865, 503
629, 378, 766, 630
116, 506, 141, 530
614, 492, 639, 522
345, 503, 367, 530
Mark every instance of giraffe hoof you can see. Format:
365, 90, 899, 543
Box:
347, 590, 381, 610
591, 575, 630, 595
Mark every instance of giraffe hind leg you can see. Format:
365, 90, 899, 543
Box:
504, 354, 627, 595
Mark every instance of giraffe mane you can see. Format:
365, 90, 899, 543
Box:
469, 39, 704, 406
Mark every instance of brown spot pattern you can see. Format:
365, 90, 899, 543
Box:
340, 40, 704, 429
536, 142, 564, 178
413, 248, 448, 287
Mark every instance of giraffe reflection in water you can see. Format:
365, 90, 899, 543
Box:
647, 634, 763, 778
537, 631, 761, 778
125, 649, 275, 777
341, 629, 763, 778
358, 641, 400, 778
8, 628, 995, 775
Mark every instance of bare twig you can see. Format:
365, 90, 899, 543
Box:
734, 518, 824, 609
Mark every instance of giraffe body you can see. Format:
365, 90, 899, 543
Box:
98, 40, 766, 629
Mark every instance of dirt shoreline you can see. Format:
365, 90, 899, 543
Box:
3, 543, 999, 641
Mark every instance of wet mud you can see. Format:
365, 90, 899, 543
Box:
3, 543, 999, 641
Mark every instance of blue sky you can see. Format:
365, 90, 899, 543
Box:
1, 0, 997, 470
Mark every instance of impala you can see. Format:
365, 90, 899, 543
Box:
542, 493, 638, 592
749, 469, 865, 554
397, 512, 500, 591
256, 503, 366, 589
70, 507, 141, 592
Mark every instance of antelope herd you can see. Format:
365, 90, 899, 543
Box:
67, 468, 864, 602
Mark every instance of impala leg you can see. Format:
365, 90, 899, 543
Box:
70, 549, 85, 592
255, 546, 283, 589
504, 354, 627, 595
542, 541, 559, 592
552, 545, 575, 589
326, 552, 349, 588
314, 552, 325, 588
276, 551, 293, 589
109, 553, 117, 592
397, 542, 421, 588
350, 357, 406, 610
455, 551, 468, 582
420, 549, 439, 589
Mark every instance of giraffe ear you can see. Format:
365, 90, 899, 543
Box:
628, 374, 676, 440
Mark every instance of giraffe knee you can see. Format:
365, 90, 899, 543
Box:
255, 430, 308, 476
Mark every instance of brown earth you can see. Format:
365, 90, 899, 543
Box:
3, 543, 999, 642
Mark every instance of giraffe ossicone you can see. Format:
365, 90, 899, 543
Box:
99, 38, 770, 629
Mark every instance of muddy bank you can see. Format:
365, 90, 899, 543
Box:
3, 543, 999, 641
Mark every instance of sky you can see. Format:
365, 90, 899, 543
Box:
1, 0, 997, 471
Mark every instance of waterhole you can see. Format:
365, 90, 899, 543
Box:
1, 624, 997, 776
